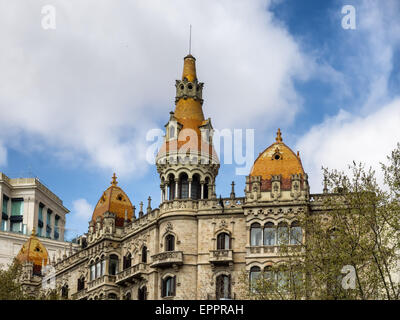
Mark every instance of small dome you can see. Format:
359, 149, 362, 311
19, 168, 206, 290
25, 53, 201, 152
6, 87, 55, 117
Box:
91, 173, 134, 227
16, 229, 48, 273
250, 129, 304, 180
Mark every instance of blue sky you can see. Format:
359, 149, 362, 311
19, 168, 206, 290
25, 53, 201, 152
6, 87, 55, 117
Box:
0, 0, 399, 239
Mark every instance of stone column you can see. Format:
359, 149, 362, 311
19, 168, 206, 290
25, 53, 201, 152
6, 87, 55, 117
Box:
175, 178, 179, 199
50, 211, 55, 239
160, 185, 164, 203
165, 183, 168, 201
188, 178, 192, 199
42, 205, 47, 237
200, 181, 205, 199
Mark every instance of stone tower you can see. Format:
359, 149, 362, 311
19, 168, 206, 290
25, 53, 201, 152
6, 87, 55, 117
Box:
156, 54, 220, 203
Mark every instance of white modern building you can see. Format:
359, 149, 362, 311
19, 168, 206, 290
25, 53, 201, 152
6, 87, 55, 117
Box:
0, 172, 77, 267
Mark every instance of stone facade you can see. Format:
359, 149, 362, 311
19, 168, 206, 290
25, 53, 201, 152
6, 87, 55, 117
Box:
45, 53, 332, 300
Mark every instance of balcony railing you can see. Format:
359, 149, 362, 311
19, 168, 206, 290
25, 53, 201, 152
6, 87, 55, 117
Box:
72, 288, 87, 300
247, 245, 303, 256
209, 249, 233, 265
116, 263, 148, 284
150, 251, 183, 268
87, 275, 116, 291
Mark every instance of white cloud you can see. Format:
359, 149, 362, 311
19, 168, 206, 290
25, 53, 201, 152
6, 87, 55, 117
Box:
297, 98, 400, 192
0, 0, 314, 176
71, 198, 94, 222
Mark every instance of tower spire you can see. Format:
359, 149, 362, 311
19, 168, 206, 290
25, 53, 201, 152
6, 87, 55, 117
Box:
189, 24, 192, 55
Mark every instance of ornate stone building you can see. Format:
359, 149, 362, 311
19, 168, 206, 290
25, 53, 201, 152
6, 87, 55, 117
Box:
19, 53, 329, 300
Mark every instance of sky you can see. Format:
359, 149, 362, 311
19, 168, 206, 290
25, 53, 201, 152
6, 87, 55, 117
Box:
0, 0, 399, 240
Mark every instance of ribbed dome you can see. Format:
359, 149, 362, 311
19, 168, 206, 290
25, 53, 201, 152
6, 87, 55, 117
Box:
250, 129, 304, 180
16, 229, 48, 273
91, 173, 134, 227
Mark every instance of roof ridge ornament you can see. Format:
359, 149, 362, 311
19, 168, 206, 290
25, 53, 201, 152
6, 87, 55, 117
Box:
111, 173, 118, 186
276, 128, 283, 142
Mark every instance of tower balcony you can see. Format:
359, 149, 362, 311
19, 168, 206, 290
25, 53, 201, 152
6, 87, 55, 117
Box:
209, 249, 233, 266
150, 251, 183, 268
115, 263, 148, 285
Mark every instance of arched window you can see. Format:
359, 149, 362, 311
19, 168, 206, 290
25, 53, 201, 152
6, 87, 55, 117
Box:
96, 258, 101, 278
138, 286, 147, 300
217, 233, 230, 250
250, 266, 261, 288
276, 267, 289, 290
108, 293, 118, 300
165, 234, 175, 251
264, 266, 273, 282
191, 174, 201, 200
204, 177, 210, 199
109, 254, 119, 276
77, 277, 85, 291
61, 284, 69, 299
290, 221, 302, 245
142, 246, 147, 263
250, 223, 262, 246
216, 274, 231, 300
162, 276, 176, 297
169, 175, 175, 200
123, 253, 132, 270
277, 222, 289, 245
90, 263, 95, 281
179, 173, 189, 199
264, 222, 276, 246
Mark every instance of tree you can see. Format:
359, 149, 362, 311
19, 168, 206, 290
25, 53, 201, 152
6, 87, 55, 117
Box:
239, 144, 400, 300
0, 259, 26, 300
0, 259, 61, 300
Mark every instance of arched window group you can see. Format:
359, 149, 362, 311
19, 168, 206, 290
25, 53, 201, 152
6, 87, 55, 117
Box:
216, 274, 231, 300
90, 256, 106, 281
217, 232, 230, 250
250, 222, 302, 246
164, 173, 210, 201
165, 234, 175, 251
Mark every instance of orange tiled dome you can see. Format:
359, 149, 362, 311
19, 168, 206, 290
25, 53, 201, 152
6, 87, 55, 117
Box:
91, 173, 134, 227
250, 129, 304, 180
16, 229, 48, 272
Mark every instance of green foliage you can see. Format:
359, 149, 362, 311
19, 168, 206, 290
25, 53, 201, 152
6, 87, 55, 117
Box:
0, 260, 26, 300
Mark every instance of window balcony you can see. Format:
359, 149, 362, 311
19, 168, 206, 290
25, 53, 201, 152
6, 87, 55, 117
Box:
72, 288, 88, 300
87, 275, 116, 291
150, 251, 183, 268
209, 249, 233, 266
115, 263, 148, 285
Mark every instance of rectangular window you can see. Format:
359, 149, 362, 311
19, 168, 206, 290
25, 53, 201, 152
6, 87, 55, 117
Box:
54, 215, 60, 240
11, 198, 24, 216
2, 195, 9, 215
